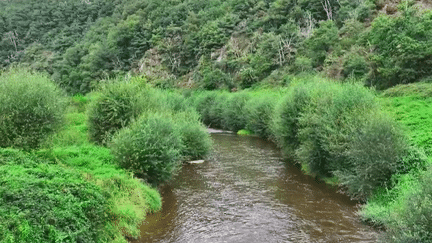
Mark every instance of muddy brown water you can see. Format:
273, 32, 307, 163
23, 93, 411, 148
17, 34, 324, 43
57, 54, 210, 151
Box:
133, 133, 379, 243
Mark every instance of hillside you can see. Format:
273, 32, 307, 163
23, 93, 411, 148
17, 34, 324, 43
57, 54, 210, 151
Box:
1, 0, 431, 93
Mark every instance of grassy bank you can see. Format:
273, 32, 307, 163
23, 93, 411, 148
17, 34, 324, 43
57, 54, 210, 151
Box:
0, 70, 212, 242
0, 94, 162, 242
359, 83, 432, 242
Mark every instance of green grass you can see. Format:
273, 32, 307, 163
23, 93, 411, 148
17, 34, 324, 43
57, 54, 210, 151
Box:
380, 96, 432, 154
1, 94, 162, 243
359, 83, 432, 242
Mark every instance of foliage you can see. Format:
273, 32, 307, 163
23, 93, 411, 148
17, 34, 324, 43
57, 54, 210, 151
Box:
360, 82, 432, 242
87, 80, 156, 145
368, 4, 432, 89
304, 20, 339, 68
189, 91, 219, 126
173, 111, 213, 160
271, 82, 314, 156
361, 166, 432, 243
245, 91, 280, 139
37, 94, 162, 241
221, 92, 251, 132
333, 112, 408, 200
0, 69, 66, 149
109, 113, 183, 186
0, 149, 110, 243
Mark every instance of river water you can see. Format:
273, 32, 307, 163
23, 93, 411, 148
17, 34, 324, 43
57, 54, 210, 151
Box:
134, 133, 379, 243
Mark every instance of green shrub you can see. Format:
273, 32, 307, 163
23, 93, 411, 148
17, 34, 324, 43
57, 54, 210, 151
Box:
305, 20, 339, 68
207, 92, 229, 129
174, 111, 212, 160
38, 143, 162, 241
333, 112, 407, 200
0, 149, 110, 243
297, 83, 378, 177
380, 166, 432, 243
271, 84, 314, 156
368, 5, 432, 89
157, 90, 190, 112
245, 92, 279, 139
342, 46, 370, 79
200, 67, 231, 90
87, 80, 156, 145
0, 69, 67, 149
293, 56, 313, 73
109, 113, 183, 185
191, 91, 218, 126
221, 92, 251, 132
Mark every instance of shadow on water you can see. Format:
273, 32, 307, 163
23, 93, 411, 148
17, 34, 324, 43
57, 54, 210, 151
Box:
132, 133, 379, 243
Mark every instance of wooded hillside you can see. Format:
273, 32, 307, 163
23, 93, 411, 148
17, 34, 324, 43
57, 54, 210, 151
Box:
1, 0, 431, 93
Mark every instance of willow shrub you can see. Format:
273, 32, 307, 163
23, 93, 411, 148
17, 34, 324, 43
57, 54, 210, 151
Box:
333, 112, 408, 200
221, 92, 251, 132
271, 84, 314, 156
87, 80, 157, 145
296, 83, 378, 176
109, 113, 183, 185
207, 92, 230, 129
245, 92, 280, 139
362, 166, 432, 243
174, 111, 212, 160
190, 91, 218, 126
0, 69, 66, 149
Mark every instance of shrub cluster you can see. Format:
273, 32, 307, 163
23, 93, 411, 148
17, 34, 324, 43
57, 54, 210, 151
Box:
174, 111, 213, 161
0, 71, 166, 242
87, 81, 212, 186
109, 113, 184, 185
0, 69, 67, 149
109, 110, 211, 185
188, 79, 417, 200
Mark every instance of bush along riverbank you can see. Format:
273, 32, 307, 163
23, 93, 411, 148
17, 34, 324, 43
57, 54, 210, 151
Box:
183, 76, 431, 242
0, 69, 212, 242
360, 82, 432, 242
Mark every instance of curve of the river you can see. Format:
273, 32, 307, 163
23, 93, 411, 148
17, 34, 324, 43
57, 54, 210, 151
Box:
133, 133, 379, 243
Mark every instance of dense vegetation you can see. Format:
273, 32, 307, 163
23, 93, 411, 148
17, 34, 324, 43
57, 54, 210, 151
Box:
0, 69, 66, 149
1, 0, 432, 94
359, 82, 432, 242
0, 70, 211, 242
183, 78, 427, 201
2, 0, 432, 242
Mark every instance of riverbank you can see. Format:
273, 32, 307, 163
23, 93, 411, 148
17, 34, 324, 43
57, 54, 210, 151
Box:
180, 77, 431, 242
359, 83, 432, 242
136, 132, 379, 242
0, 70, 214, 242
0, 91, 162, 242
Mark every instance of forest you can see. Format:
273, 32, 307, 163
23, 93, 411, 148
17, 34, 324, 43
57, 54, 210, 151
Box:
1, 0, 431, 92
1, 0, 432, 242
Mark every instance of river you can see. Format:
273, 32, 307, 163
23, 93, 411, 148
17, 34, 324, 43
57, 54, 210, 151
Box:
133, 133, 379, 242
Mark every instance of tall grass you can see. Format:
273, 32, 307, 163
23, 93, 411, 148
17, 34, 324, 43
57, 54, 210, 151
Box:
0, 149, 110, 243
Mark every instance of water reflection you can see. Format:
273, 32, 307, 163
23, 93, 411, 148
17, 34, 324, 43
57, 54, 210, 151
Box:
134, 133, 378, 243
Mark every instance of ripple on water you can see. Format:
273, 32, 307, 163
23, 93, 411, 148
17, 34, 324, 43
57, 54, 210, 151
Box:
134, 134, 379, 243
